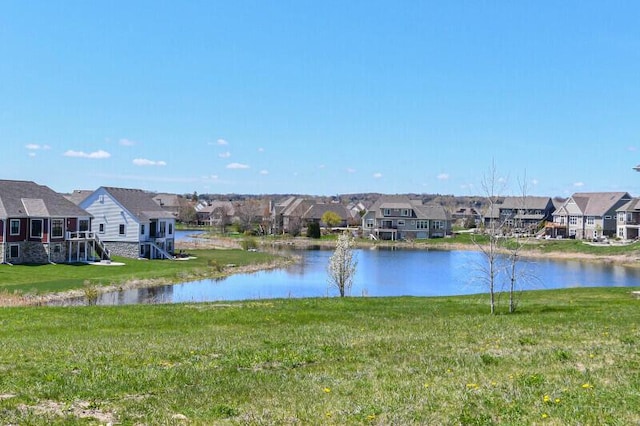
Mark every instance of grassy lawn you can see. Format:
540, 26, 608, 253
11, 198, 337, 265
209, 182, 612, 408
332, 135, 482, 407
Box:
0, 288, 639, 424
0, 249, 281, 295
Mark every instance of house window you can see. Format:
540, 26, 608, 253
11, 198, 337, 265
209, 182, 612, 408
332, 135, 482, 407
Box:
9, 244, 19, 259
141, 224, 145, 235
397, 220, 405, 227
79, 219, 89, 232
119, 224, 126, 235
416, 220, 428, 229
10, 219, 20, 235
586, 216, 595, 225
159, 222, 166, 237
401, 209, 409, 217
432, 221, 443, 230
569, 216, 578, 225
168, 223, 173, 235
99, 223, 105, 233
619, 228, 625, 238
604, 215, 612, 220
383, 209, 391, 216
53, 244, 62, 253
30, 219, 43, 239
366, 219, 374, 228
52, 219, 64, 238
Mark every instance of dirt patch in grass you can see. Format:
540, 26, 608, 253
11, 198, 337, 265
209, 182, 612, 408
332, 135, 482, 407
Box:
18, 400, 117, 424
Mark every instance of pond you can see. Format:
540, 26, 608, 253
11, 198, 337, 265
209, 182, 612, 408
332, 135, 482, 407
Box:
71, 247, 640, 306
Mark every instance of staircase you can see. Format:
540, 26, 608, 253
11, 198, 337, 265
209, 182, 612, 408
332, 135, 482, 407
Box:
92, 234, 111, 261
149, 242, 175, 260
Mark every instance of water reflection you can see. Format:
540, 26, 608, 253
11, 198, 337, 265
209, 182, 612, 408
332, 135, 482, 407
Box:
53, 248, 640, 306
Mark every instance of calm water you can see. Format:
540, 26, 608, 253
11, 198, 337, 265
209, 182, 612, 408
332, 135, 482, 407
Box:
79, 248, 640, 306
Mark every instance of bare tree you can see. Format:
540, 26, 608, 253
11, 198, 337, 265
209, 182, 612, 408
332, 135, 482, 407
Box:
473, 161, 506, 314
212, 204, 233, 234
327, 233, 358, 297
235, 200, 263, 233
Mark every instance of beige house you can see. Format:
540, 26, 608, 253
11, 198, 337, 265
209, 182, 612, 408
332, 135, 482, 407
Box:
551, 192, 631, 239
616, 198, 640, 240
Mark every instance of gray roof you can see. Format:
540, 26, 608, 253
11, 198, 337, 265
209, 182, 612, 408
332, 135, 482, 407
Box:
617, 197, 640, 212
102, 187, 175, 221
303, 203, 351, 221
569, 192, 631, 216
0, 180, 90, 219
65, 189, 94, 206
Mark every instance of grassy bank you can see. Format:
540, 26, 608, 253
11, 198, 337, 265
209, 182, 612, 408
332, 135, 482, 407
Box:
0, 249, 283, 296
0, 288, 639, 424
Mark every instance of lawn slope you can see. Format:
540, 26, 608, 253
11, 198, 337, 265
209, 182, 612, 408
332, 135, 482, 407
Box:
0, 288, 639, 424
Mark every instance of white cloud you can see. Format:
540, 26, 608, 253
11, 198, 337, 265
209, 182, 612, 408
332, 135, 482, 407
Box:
119, 138, 136, 146
531, 179, 539, 185
227, 162, 250, 169
259, 169, 269, 175
437, 173, 449, 181
258, 147, 265, 152
218, 151, 232, 159
346, 168, 356, 174
318, 164, 326, 169
64, 149, 111, 159
373, 172, 383, 179
574, 181, 585, 187
217, 138, 229, 146
28, 152, 36, 157
25, 144, 51, 151
133, 158, 167, 166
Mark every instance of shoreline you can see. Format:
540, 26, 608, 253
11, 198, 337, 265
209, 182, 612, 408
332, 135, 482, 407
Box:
3, 235, 639, 307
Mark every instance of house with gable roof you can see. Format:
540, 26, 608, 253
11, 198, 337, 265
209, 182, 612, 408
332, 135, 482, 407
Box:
483, 196, 555, 235
78, 187, 176, 259
0, 180, 108, 264
551, 192, 631, 239
361, 195, 451, 240
615, 197, 640, 240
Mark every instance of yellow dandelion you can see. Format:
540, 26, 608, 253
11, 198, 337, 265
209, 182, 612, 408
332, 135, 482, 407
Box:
423, 383, 430, 389
555, 398, 561, 404
542, 413, 548, 419
326, 412, 332, 418
323, 387, 331, 393
581, 383, 593, 389
466, 383, 479, 389
367, 414, 376, 421
543, 395, 551, 403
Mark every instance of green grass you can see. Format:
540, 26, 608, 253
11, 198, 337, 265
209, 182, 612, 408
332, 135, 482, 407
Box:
0, 288, 639, 424
0, 249, 281, 295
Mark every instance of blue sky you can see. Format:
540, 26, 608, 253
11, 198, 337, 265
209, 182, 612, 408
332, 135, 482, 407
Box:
2, 1, 639, 197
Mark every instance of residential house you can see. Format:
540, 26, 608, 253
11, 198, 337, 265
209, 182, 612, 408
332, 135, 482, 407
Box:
302, 203, 352, 229
361, 195, 451, 240
483, 196, 555, 235
78, 187, 176, 259
195, 200, 235, 229
616, 198, 640, 240
270, 196, 312, 234
551, 192, 631, 239
0, 180, 108, 264
152, 193, 193, 219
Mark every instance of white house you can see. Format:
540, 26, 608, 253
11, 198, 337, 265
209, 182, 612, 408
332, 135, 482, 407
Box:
79, 187, 176, 259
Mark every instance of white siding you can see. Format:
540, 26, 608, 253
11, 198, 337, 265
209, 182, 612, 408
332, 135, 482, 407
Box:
80, 188, 141, 242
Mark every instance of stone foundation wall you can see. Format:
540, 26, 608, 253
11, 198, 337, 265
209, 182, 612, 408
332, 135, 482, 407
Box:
105, 242, 139, 258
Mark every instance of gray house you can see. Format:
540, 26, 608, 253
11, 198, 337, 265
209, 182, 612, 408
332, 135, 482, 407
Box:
616, 198, 640, 240
362, 195, 451, 240
551, 192, 631, 239
483, 196, 555, 235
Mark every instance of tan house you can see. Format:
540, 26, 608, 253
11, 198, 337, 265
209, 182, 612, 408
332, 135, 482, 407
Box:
551, 192, 631, 239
